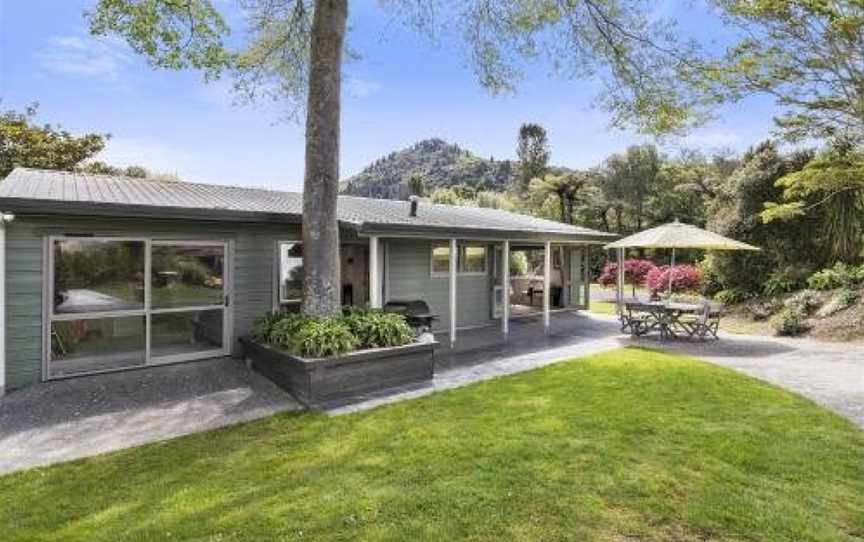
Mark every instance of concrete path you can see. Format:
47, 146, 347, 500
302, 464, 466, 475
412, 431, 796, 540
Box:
331, 314, 864, 430
0, 358, 300, 475
2, 313, 861, 475
630, 329, 864, 429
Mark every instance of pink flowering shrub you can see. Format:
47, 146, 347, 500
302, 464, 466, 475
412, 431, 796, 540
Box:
646, 264, 701, 294
597, 259, 658, 292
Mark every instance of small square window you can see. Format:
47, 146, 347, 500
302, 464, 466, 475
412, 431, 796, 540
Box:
430, 244, 487, 276
461, 246, 487, 274
431, 246, 451, 275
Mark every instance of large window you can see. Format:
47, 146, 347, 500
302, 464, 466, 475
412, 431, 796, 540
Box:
278, 242, 304, 303
48, 237, 229, 379
430, 244, 488, 276
51, 238, 148, 377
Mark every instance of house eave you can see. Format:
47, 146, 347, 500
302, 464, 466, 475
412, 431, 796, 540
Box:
354, 222, 618, 243
0, 198, 304, 225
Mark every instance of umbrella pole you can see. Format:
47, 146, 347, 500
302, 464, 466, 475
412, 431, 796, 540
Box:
667, 248, 676, 297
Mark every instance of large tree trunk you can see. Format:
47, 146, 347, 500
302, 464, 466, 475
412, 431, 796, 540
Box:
302, 0, 348, 318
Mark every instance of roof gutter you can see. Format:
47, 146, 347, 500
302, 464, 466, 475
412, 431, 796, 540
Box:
353, 222, 618, 243
0, 198, 304, 225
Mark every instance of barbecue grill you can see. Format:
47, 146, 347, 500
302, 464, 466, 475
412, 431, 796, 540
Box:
383, 299, 439, 332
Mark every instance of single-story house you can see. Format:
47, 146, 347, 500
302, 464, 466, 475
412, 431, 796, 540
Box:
0, 168, 615, 394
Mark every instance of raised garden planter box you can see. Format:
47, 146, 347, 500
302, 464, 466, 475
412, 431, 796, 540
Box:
240, 337, 436, 408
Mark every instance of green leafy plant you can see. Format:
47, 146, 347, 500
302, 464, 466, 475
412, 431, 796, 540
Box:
807, 263, 864, 291
714, 288, 754, 305
783, 290, 821, 316
252, 311, 288, 341
294, 318, 359, 358
763, 266, 811, 296
343, 310, 415, 349
771, 306, 811, 337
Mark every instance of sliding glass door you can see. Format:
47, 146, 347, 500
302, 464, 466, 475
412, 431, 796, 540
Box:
149, 242, 227, 364
47, 237, 230, 378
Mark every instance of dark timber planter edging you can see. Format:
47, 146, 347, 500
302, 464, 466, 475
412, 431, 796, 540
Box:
240, 337, 436, 409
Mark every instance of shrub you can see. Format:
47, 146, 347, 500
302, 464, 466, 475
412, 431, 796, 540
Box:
783, 290, 821, 315
253, 309, 415, 357
252, 311, 290, 342
597, 259, 658, 290
645, 265, 701, 294
807, 263, 864, 290
817, 288, 858, 318
771, 307, 811, 336
714, 288, 755, 305
294, 318, 359, 358
343, 310, 415, 349
268, 314, 307, 349
746, 298, 782, 321
763, 266, 811, 296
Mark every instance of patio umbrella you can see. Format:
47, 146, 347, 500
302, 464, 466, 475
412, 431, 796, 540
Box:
603, 219, 759, 297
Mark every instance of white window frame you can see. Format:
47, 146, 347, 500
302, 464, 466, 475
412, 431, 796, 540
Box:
275, 240, 304, 305
429, 243, 489, 277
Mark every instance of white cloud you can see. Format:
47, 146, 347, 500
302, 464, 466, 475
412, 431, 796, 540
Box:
37, 35, 132, 82
94, 137, 194, 178
346, 78, 382, 99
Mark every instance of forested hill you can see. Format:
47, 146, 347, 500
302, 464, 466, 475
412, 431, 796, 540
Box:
340, 138, 518, 199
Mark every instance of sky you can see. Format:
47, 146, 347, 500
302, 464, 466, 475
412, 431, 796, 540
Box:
0, 0, 783, 191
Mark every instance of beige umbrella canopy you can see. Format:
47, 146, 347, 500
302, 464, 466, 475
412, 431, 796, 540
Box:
604, 220, 760, 251
603, 220, 759, 300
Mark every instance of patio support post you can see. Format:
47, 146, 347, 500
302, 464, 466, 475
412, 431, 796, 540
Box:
502, 240, 510, 337
616, 247, 625, 314
0, 212, 12, 396
449, 238, 457, 348
543, 240, 551, 334
368, 235, 381, 308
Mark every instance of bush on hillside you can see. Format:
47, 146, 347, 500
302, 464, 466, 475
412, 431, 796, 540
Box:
783, 290, 821, 315
763, 266, 812, 296
714, 288, 755, 305
645, 265, 701, 294
771, 306, 811, 336
816, 289, 858, 318
746, 298, 783, 321
807, 263, 864, 290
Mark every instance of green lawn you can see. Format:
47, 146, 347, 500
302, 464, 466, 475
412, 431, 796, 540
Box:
2, 348, 863, 541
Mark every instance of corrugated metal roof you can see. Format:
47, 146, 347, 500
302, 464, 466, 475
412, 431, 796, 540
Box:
0, 168, 614, 240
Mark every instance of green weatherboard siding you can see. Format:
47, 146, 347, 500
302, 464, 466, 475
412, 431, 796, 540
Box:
3, 216, 298, 389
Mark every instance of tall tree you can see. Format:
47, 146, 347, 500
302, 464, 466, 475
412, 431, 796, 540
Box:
530, 170, 587, 224
762, 138, 864, 263
516, 123, 550, 191
88, 0, 712, 317
706, 0, 864, 142
0, 103, 106, 178
598, 144, 663, 232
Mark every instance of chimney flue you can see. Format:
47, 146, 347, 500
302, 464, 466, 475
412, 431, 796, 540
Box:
409, 195, 419, 217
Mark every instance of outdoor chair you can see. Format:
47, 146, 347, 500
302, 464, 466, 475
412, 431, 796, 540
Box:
679, 302, 723, 340
620, 304, 655, 336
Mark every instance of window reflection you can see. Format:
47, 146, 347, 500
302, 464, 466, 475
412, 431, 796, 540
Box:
53, 240, 145, 314
151, 245, 225, 309
279, 242, 304, 303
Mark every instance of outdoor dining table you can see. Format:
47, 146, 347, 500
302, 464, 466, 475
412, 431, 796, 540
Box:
622, 301, 706, 340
